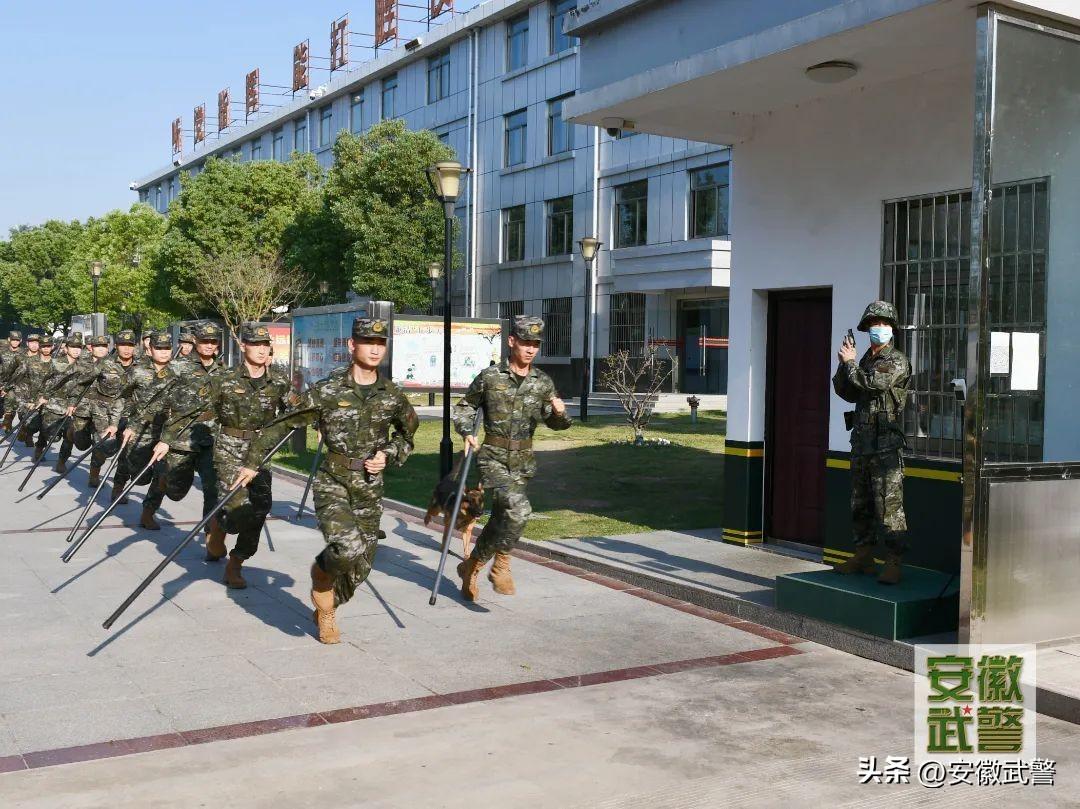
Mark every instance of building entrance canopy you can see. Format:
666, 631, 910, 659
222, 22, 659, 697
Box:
567, 0, 1080, 648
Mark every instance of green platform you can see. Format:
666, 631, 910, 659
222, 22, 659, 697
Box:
775, 566, 959, 640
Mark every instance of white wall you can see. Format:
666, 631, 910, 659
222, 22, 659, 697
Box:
727, 62, 975, 451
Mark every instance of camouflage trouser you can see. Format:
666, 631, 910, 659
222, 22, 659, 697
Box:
16, 404, 42, 441
114, 425, 159, 491
312, 464, 382, 607
70, 404, 121, 469
35, 410, 69, 455
214, 435, 272, 560
851, 450, 908, 553
143, 444, 218, 519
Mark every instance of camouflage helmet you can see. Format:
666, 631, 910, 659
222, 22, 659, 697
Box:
241, 322, 272, 344
857, 300, 900, 332
7, 330, 22, 341
352, 318, 389, 341
195, 321, 223, 341
178, 329, 196, 344
39, 335, 54, 348
511, 315, 544, 342
25, 332, 42, 343
66, 332, 86, 348
88, 335, 110, 348
148, 332, 173, 350
114, 330, 137, 346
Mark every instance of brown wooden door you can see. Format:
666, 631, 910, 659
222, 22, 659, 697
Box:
766, 291, 831, 545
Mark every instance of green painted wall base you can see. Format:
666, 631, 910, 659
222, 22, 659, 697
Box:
775, 567, 959, 640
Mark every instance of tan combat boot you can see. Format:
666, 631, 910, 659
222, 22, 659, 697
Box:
18, 428, 31, 446
204, 517, 227, 561
31, 446, 43, 463
457, 555, 485, 602
310, 564, 340, 645
111, 482, 129, 505
877, 553, 903, 585
87, 464, 101, 489
835, 545, 876, 575
2, 412, 13, 432
224, 554, 247, 589
53, 459, 66, 474
488, 552, 516, 595
140, 507, 160, 531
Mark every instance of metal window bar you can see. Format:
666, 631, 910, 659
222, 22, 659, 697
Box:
882, 179, 1047, 462
609, 292, 646, 357
542, 297, 572, 357
499, 300, 524, 325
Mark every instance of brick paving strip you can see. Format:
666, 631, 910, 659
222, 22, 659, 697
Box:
1, 479, 806, 774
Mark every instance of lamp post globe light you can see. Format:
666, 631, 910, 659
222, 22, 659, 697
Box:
318, 280, 330, 305
90, 260, 103, 322
577, 237, 602, 422
426, 261, 443, 408
426, 160, 470, 479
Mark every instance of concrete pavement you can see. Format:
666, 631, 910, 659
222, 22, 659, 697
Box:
1, 439, 1079, 806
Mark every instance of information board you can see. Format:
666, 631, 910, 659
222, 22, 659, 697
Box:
391, 316, 503, 391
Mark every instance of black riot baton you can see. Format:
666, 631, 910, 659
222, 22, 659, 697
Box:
62, 412, 202, 562
429, 409, 483, 606
63, 436, 129, 544
102, 428, 298, 630
18, 380, 94, 492
295, 435, 324, 520
0, 403, 41, 468
37, 432, 116, 500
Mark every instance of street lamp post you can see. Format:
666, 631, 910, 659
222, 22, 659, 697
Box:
427, 261, 443, 408
318, 280, 330, 306
577, 237, 602, 422
90, 261, 103, 325
426, 161, 468, 479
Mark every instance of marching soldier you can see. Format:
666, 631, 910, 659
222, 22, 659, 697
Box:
71, 335, 126, 488
112, 330, 139, 379
833, 300, 912, 585
16, 335, 54, 446
5, 333, 40, 437
454, 315, 572, 601
35, 332, 91, 467
152, 323, 296, 589
240, 317, 418, 644
0, 330, 25, 432
177, 329, 196, 358
116, 332, 179, 509
141, 322, 226, 546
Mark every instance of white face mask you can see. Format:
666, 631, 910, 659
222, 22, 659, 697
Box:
868, 325, 893, 345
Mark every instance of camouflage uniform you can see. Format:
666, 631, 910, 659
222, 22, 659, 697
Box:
833, 301, 912, 570
161, 323, 296, 565
144, 322, 226, 520
4, 333, 38, 429
116, 333, 180, 494
454, 316, 572, 580
0, 331, 24, 430
36, 334, 94, 463
68, 336, 127, 474
250, 319, 419, 608
14, 337, 53, 444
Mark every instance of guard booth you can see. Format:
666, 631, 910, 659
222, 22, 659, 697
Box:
565, 0, 1080, 646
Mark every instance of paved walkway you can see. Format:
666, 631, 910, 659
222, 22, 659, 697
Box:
1, 441, 1078, 806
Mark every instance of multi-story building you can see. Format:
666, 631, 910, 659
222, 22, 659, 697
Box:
133, 0, 731, 395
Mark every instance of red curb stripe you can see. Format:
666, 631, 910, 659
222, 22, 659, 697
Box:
21, 733, 188, 769
5, 645, 801, 773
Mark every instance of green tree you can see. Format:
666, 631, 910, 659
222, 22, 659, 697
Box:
66, 205, 169, 331
286, 121, 455, 312
0, 220, 84, 330
156, 153, 323, 316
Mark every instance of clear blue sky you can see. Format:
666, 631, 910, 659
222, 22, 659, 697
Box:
0, 0, 478, 235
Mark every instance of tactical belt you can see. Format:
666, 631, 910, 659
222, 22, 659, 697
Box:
220, 426, 256, 440
483, 435, 532, 451
326, 451, 367, 471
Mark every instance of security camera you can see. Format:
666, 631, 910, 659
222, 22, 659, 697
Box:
601, 117, 634, 137
128, 181, 138, 191
950, 378, 967, 403
172, 157, 182, 167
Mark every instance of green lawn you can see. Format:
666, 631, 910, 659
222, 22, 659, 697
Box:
277, 411, 726, 541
